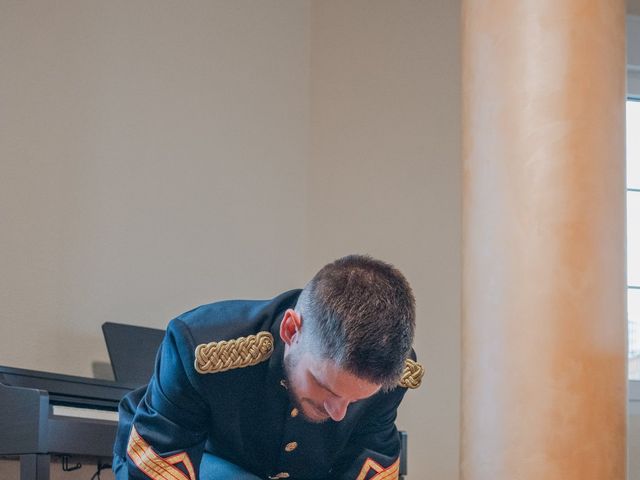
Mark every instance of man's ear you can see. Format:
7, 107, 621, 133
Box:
280, 309, 302, 345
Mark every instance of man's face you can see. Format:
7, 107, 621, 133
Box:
283, 345, 381, 424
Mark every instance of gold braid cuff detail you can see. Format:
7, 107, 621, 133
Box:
399, 358, 424, 389
194, 331, 274, 374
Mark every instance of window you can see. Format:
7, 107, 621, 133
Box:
628, 98, 640, 379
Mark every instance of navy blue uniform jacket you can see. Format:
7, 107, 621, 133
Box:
113, 290, 409, 480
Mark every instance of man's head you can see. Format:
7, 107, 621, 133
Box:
280, 255, 416, 423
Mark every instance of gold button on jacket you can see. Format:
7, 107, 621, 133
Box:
285, 441, 298, 452
268, 473, 290, 479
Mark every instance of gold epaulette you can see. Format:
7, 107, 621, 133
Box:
194, 331, 274, 374
399, 358, 424, 389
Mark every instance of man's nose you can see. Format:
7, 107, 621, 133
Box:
324, 397, 349, 422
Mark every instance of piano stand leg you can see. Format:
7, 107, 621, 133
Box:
20, 454, 50, 480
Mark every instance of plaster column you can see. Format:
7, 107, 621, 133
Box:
461, 1, 627, 479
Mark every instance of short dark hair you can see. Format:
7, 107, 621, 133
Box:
297, 254, 415, 389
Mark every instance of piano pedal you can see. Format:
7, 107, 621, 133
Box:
61, 456, 81, 472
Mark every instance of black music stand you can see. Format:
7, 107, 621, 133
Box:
102, 322, 165, 386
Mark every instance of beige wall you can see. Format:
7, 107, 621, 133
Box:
0, 1, 461, 479
308, 1, 461, 478
0, 0, 310, 377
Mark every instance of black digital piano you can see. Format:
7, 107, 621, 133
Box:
0, 365, 137, 480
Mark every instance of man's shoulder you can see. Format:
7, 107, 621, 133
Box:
173, 289, 302, 344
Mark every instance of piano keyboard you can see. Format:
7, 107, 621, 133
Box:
52, 405, 119, 422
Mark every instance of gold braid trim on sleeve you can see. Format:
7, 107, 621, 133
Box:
194, 331, 274, 374
356, 457, 399, 480
127, 426, 196, 480
398, 358, 424, 389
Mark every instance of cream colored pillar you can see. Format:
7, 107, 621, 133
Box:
462, 1, 627, 479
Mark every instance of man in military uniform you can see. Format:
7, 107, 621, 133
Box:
113, 255, 424, 480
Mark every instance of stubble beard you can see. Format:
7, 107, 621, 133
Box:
283, 351, 330, 424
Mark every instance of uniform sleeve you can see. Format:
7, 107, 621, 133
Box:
330, 386, 407, 480
118, 318, 211, 480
